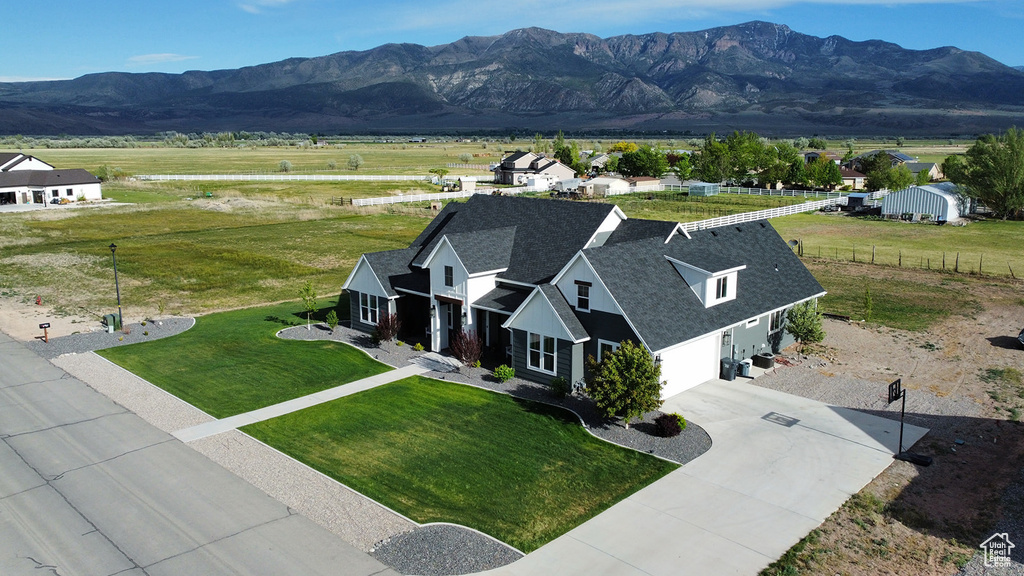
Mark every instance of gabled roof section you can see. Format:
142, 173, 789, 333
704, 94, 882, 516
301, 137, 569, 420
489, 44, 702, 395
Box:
504, 284, 590, 344
442, 226, 516, 274
360, 247, 427, 297
473, 286, 531, 314
604, 218, 680, 246
410, 194, 619, 285
584, 220, 825, 352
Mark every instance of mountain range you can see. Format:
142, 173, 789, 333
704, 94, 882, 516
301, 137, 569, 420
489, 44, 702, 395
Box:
2, 21, 1023, 136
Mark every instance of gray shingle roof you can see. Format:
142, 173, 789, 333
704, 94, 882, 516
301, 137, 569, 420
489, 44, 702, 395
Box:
604, 218, 679, 246
474, 286, 530, 314
584, 220, 825, 351
0, 169, 100, 188
412, 194, 619, 285
364, 247, 427, 297
539, 284, 589, 342
443, 226, 515, 274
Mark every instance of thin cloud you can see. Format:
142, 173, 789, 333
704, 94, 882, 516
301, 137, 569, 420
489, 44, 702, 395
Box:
238, 0, 300, 14
126, 54, 200, 67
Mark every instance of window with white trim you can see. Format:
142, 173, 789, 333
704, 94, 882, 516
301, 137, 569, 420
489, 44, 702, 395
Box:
715, 276, 728, 299
528, 332, 556, 374
360, 293, 379, 324
769, 309, 785, 333
597, 340, 620, 361
443, 265, 454, 287
446, 304, 454, 329
746, 317, 760, 328
577, 283, 590, 312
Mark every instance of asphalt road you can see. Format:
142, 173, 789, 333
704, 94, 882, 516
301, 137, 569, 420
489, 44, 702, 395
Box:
0, 331, 399, 576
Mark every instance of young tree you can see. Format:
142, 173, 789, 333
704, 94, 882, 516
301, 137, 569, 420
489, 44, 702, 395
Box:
298, 281, 318, 330
458, 153, 473, 163
886, 164, 914, 192
584, 340, 664, 428
943, 127, 1024, 220
694, 134, 731, 183
785, 301, 825, 352
325, 309, 339, 333
914, 167, 931, 186
669, 152, 692, 181
348, 154, 364, 170
278, 159, 292, 172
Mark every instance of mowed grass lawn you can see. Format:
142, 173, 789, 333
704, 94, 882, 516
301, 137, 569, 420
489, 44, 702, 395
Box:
242, 376, 679, 552
98, 299, 390, 418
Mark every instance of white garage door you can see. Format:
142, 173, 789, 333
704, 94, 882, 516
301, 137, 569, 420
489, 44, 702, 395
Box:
659, 333, 720, 399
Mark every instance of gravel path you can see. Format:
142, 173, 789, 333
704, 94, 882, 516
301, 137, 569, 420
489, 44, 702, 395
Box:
370, 525, 523, 576
52, 351, 213, 433
26, 316, 195, 359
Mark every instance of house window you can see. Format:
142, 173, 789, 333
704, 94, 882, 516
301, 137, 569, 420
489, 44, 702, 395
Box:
716, 276, 729, 299
443, 265, 454, 287
577, 284, 590, 312
597, 340, 620, 361
528, 332, 556, 374
446, 304, 454, 329
51, 190, 59, 198
66, 189, 74, 197
770, 310, 785, 333
360, 293, 379, 325
746, 317, 760, 328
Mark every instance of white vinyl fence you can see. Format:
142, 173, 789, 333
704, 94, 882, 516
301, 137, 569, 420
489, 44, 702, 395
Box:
137, 174, 431, 182
351, 187, 525, 207
662, 184, 848, 199
680, 197, 845, 232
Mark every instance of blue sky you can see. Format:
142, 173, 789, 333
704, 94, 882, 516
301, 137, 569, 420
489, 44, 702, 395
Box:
2, 0, 1020, 82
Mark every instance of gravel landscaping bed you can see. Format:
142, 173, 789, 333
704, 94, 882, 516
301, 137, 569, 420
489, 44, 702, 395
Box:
26, 317, 195, 359
370, 524, 523, 576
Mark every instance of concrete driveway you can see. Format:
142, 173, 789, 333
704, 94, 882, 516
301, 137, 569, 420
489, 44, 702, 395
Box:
0, 331, 398, 576
484, 378, 928, 576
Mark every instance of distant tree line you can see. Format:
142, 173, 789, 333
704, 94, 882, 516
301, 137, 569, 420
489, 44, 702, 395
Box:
944, 127, 1024, 220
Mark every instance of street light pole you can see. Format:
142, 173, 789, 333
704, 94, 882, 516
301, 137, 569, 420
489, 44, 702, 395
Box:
109, 243, 123, 330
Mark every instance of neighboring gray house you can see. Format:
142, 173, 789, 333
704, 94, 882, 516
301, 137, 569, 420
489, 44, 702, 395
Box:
847, 150, 917, 173
905, 162, 943, 182
342, 195, 824, 399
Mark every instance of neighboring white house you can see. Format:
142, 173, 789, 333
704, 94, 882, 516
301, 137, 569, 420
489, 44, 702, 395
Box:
581, 176, 630, 197
881, 182, 968, 222
626, 176, 663, 193
0, 153, 102, 206
492, 151, 576, 185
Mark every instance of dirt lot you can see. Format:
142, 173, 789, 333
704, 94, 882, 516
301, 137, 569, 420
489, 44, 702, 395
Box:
756, 269, 1024, 575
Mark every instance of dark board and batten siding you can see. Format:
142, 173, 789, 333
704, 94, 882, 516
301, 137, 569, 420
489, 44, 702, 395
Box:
348, 290, 388, 333
510, 328, 576, 385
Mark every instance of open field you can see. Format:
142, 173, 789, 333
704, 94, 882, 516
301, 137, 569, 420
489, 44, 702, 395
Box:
97, 298, 390, 418
102, 179, 446, 204
772, 212, 1024, 279
6, 144, 499, 176
242, 374, 678, 553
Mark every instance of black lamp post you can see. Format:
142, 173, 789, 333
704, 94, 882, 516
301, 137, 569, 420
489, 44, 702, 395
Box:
109, 243, 123, 329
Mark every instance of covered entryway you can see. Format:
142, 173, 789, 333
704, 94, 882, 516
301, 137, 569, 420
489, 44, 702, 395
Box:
395, 293, 430, 349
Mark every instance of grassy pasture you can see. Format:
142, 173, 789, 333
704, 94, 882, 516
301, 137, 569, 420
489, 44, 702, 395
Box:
102, 179, 445, 204
13, 143, 499, 176
243, 375, 678, 552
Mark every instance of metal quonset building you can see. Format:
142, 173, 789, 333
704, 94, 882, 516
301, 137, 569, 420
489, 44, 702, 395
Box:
881, 182, 968, 222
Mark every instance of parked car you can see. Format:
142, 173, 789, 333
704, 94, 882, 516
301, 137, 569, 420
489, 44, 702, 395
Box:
1017, 328, 1024, 349
49, 198, 61, 204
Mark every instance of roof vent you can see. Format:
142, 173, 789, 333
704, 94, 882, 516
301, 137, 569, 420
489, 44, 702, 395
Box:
735, 227, 742, 232
759, 222, 766, 228
710, 230, 718, 237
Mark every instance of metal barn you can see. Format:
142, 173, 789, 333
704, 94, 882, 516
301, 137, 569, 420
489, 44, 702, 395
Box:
881, 182, 967, 222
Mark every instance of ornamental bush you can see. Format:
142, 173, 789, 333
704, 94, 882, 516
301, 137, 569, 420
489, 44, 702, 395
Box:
494, 364, 515, 383
654, 413, 682, 437
550, 376, 570, 398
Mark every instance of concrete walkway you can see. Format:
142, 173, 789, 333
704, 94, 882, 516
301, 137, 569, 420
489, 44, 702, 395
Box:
174, 363, 429, 442
482, 377, 929, 576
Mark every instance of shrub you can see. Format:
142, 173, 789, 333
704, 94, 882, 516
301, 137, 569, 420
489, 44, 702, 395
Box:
279, 159, 292, 172
654, 413, 682, 437
327, 159, 337, 170
414, 342, 424, 352
396, 341, 404, 347
584, 340, 664, 428
371, 313, 401, 344
450, 329, 483, 366
494, 364, 515, 383
143, 331, 149, 336
325, 309, 339, 332
550, 376, 570, 398
459, 153, 473, 163
141, 321, 147, 326
348, 154, 364, 170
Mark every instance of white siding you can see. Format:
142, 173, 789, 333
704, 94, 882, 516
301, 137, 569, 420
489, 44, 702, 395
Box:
343, 258, 388, 298
554, 257, 618, 314
427, 240, 468, 303
658, 332, 720, 399
704, 271, 738, 306
5, 157, 53, 171
504, 291, 573, 342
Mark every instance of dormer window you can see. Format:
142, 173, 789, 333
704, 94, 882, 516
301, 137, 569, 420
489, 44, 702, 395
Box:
444, 265, 454, 287
716, 276, 728, 299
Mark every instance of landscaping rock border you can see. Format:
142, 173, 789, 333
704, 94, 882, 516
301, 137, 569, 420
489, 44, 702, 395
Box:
26, 317, 195, 359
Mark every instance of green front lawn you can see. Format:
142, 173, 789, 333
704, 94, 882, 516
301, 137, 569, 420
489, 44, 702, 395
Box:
98, 299, 390, 418
242, 376, 679, 552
